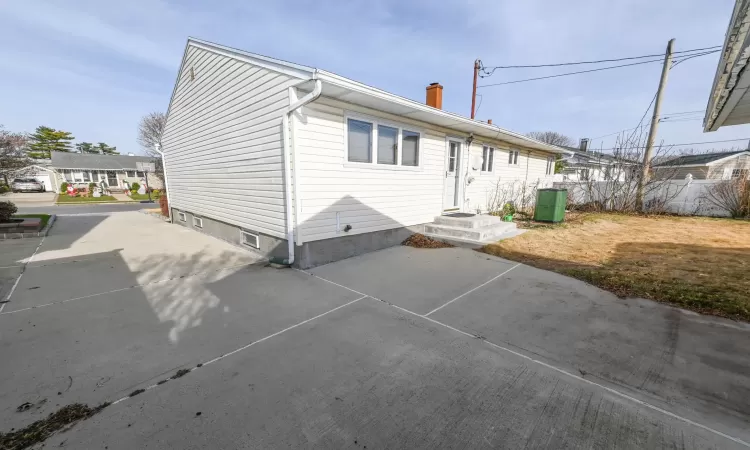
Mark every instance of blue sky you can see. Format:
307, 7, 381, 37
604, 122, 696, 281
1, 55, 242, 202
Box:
1, 0, 747, 155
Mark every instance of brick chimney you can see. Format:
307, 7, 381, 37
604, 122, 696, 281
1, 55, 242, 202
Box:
579, 138, 589, 152
426, 83, 443, 109
487, 119, 493, 125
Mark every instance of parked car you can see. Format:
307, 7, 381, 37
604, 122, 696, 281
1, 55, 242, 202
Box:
11, 178, 45, 193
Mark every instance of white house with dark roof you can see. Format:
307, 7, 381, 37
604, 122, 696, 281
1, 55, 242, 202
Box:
45, 152, 162, 192
652, 150, 750, 179
161, 38, 571, 268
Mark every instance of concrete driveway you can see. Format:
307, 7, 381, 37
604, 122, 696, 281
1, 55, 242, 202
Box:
1, 213, 748, 449
0, 191, 56, 206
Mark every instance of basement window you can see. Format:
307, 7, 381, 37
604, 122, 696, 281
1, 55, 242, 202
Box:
240, 231, 259, 249
193, 216, 203, 228
481, 146, 494, 172
178, 212, 186, 222
346, 114, 422, 168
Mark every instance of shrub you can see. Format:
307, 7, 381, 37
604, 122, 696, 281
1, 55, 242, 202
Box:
0, 201, 18, 223
60, 182, 69, 192
131, 182, 140, 193
0, 185, 9, 194
159, 190, 169, 217
88, 182, 97, 198
701, 177, 750, 218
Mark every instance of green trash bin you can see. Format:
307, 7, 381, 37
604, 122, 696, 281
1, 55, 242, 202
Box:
534, 188, 567, 223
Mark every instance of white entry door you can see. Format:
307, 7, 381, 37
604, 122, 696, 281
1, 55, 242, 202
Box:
443, 140, 461, 210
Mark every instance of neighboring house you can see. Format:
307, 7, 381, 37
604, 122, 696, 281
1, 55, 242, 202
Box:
161, 38, 569, 268
704, 0, 750, 131
652, 150, 750, 179
558, 140, 637, 182
50, 152, 163, 192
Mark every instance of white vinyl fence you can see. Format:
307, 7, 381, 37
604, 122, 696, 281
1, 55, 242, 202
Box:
553, 179, 731, 217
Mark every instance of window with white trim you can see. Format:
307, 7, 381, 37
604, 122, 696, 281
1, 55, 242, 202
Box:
136, 171, 145, 177
82, 171, 91, 182
346, 116, 421, 167
508, 150, 519, 166
193, 216, 203, 228
126, 171, 135, 177
731, 168, 748, 178
178, 212, 186, 222
546, 156, 555, 175
481, 146, 494, 172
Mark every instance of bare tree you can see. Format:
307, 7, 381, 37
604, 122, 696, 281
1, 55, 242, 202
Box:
137, 112, 167, 181
557, 123, 686, 214
137, 112, 166, 155
0, 125, 33, 186
526, 131, 575, 148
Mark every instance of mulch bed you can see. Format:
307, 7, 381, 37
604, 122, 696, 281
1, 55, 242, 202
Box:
402, 233, 454, 249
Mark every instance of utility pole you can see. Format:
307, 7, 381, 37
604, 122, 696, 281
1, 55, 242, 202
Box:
636, 38, 674, 210
471, 59, 480, 119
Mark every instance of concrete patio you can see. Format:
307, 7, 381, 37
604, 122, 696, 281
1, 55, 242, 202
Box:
1, 212, 748, 449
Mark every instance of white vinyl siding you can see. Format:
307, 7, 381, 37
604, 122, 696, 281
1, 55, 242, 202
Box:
294, 99, 445, 242
464, 145, 554, 213
293, 97, 558, 242
161, 45, 299, 238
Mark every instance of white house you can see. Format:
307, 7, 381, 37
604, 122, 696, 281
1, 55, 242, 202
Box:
652, 150, 750, 179
161, 38, 570, 268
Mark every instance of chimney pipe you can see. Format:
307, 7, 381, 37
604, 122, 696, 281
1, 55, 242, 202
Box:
426, 83, 443, 109
579, 138, 589, 152
488, 119, 493, 125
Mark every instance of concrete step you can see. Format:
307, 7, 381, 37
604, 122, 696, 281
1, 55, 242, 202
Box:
434, 214, 502, 229
424, 221, 517, 242
423, 228, 526, 248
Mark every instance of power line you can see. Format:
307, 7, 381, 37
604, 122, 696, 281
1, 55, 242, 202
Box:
478, 58, 666, 87
596, 137, 750, 151
478, 48, 720, 87
479, 45, 720, 73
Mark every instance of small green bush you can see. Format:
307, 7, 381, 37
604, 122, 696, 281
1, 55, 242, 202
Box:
502, 202, 516, 217
0, 201, 18, 223
60, 182, 69, 192
0, 185, 9, 194
130, 182, 140, 192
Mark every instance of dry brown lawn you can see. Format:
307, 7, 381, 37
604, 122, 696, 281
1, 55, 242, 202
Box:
481, 213, 750, 321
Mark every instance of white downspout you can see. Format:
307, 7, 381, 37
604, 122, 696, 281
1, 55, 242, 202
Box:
152, 143, 172, 221
276, 78, 322, 266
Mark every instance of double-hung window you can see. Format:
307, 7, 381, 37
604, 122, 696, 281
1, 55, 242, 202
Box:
731, 168, 748, 179
508, 150, 520, 166
347, 116, 420, 167
546, 156, 555, 175
481, 146, 494, 172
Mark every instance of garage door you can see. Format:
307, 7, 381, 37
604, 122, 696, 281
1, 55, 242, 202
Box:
33, 174, 54, 192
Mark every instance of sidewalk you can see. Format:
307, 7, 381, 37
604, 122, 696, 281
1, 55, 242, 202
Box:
110, 192, 136, 202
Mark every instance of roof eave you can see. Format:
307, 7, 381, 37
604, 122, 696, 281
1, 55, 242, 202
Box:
314, 70, 571, 155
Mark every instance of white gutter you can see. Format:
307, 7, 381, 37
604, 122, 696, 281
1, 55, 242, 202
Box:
152, 143, 172, 221
276, 78, 322, 266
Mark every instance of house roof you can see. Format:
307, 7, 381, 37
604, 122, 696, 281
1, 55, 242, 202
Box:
51, 152, 156, 170
560, 147, 638, 165
183, 38, 572, 156
652, 150, 749, 167
704, 0, 750, 131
